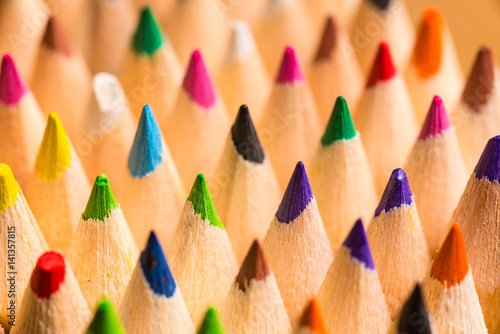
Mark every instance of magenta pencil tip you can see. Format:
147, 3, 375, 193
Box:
276, 46, 304, 84
182, 49, 216, 108
0, 54, 27, 105
418, 95, 450, 140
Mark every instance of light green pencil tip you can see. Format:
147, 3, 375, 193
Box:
82, 174, 119, 221
187, 174, 223, 229
321, 96, 356, 146
132, 7, 164, 55
197, 307, 225, 334
86, 298, 125, 334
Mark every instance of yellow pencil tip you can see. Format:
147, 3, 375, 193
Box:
0, 163, 21, 215
35, 112, 71, 182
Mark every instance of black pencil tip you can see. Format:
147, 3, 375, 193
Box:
231, 105, 264, 163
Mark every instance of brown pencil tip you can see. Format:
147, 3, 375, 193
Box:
461, 46, 495, 112
299, 298, 328, 334
43, 17, 72, 56
314, 16, 337, 63
431, 223, 469, 288
235, 240, 270, 292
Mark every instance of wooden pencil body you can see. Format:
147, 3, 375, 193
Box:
309, 135, 378, 251
220, 276, 292, 333
210, 137, 281, 263
404, 128, 467, 254
221, 0, 267, 26
263, 199, 333, 324
317, 247, 391, 333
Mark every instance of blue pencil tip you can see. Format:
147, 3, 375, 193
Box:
374, 168, 413, 217
140, 231, 176, 298
342, 219, 375, 270
474, 136, 500, 182
128, 105, 164, 178
275, 162, 314, 223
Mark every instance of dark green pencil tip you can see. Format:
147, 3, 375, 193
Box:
82, 174, 119, 221
197, 307, 225, 334
321, 96, 356, 146
187, 174, 223, 230
86, 298, 126, 334
132, 7, 164, 55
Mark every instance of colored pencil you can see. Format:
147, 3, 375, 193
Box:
120, 7, 182, 121
86, 298, 126, 334
164, 50, 230, 187
168, 174, 238, 325
198, 307, 225, 334
11, 252, 91, 334
24, 112, 91, 252
388, 284, 437, 334
253, 0, 316, 74
263, 162, 333, 324
119, 232, 195, 333
215, 21, 271, 122
258, 47, 321, 189
31, 17, 92, 141
293, 298, 327, 334
367, 168, 430, 318
163, 0, 229, 71
220, 240, 291, 333
305, 0, 360, 30
317, 219, 391, 333
421, 224, 488, 333
451, 135, 500, 332
210, 105, 281, 262
309, 96, 378, 251
0, 54, 45, 190
352, 0, 414, 75
92, 0, 137, 74
308, 17, 364, 124
80, 72, 137, 186
404, 96, 467, 254
117, 104, 185, 248
69, 174, 138, 313
405, 7, 463, 122
0, 164, 47, 332
354, 43, 418, 193
452, 46, 500, 172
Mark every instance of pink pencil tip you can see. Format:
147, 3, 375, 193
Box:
276, 46, 304, 84
366, 42, 396, 87
0, 54, 27, 105
418, 95, 450, 140
182, 49, 216, 108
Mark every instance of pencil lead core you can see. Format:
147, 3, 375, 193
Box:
276, 46, 304, 84
225, 21, 257, 63
474, 135, 500, 182
418, 95, 450, 140
314, 17, 338, 63
375, 168, 413, 216
132, 7, 164, 56
368, 0, 392, 11
299, 298, 328, 334
197, 307, 224, 334
0, 163, 21, 215
82, 174, 119, 221
87, 298, 126, 334
236, 240, 270, 292
413, 7, 444, 79
43, 17, 72, 56
30, 252, 66, 299
231, 105, 264, 163
0, 54, 27, 105
398, 284, 432, 334
367, 42, 396, 87
321, 96, 356, 146
187, 174, 224, 229
183, 50, 216, 108
461, 46, 495, 113
342, 219, 375, 269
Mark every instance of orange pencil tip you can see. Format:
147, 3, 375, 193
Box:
299, 298, 327, 334
431, 223, 469, 288
413, 7, 444, 79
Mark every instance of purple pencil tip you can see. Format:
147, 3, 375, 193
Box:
275, 162, 314, 223
418, 96, 450, 140
342, 219, 375, 270
474, 136, 500, 182
375, 168, 413, 217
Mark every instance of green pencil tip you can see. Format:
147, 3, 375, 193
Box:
132, 7, 164, 55
321, 96, 356, 146
197, 307, 225, 334
187, 174, 223, 230
86, 298, 126, 334
82, 174, 119, 221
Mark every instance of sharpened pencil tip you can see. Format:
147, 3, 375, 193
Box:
187, 174, 224, 229
231, 105, 264, 163
132, 7, 164, 55
0, 54, 27, 105
0, 163, 21, 215
43, 17, 72, 56
276, 46, 304, 84
461, 46, 495, 112
413, 7, 444, 78
198, 307, 225, 334
342, 219, 375, 270
367, 42, 396, 87
30, 252, 66, 299
398, 284, 432, 334
82, 174, 119, 221
474, 135, 500, 182
298, 298, 328, 334
183, 50, 216, 108
368, 0, 391, 10
321, 96, 356, 146
418, 95, 450, 140
314, 17, 338, 63
86, 298, 126, 334
236, 240, 270, 292
375, 168, 413, 217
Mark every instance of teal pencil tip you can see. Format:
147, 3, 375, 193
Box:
321, 96, 356, 146
187, 174, 223, 230
197, 307, 225, 334
82, 174, 119, 221
86, 298, 126, 334
132, 7, 164, 55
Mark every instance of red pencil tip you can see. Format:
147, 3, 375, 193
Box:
276, 46, 304, 84
0, 54, 27, 105
366, 42, 396, 87
43, 17, 72, 56
431, 223, 469, 288
182, 49, 216, 108
30, 252, 66, 299
418, 95, 450, 140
